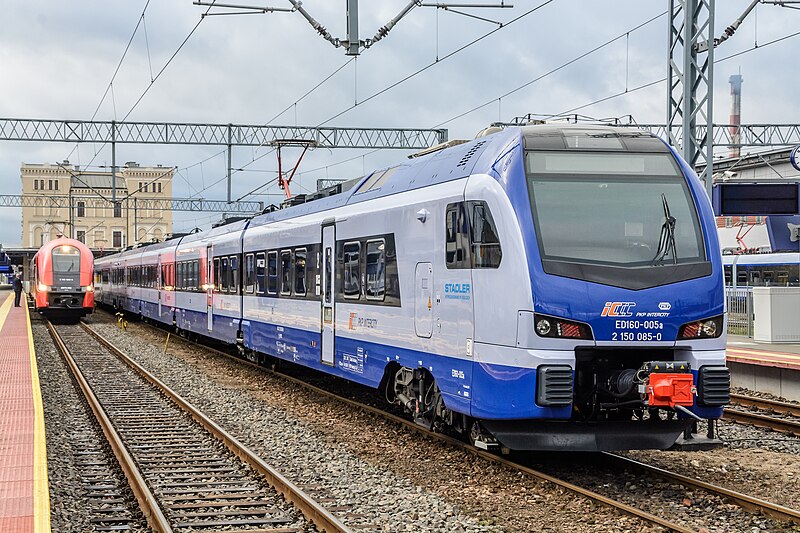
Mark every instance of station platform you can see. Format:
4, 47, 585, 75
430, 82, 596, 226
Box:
0, 291, 50, 532
727, 335, 800, 401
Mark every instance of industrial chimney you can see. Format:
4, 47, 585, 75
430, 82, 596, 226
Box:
729, 73, 743, 158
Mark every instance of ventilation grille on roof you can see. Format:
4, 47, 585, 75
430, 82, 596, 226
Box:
456, 141, 487, 168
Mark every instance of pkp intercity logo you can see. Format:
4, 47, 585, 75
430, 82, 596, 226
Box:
601, 301, 636, 317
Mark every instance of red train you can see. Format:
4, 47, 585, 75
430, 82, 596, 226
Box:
31, 237, 94, 319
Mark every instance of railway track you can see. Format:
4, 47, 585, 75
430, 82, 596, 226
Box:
47, 320, 351, 533
112, 317, 800, 533
726, 393, 800, 436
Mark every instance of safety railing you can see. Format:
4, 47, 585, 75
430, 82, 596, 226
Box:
725, 287, 753, 337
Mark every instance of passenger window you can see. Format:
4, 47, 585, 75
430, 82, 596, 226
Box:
230, 255, 239, 294
365, 240, 385, 301
763, 271, 774, 284
221, 258, 229, 291
469, 201, 502, 268
778, 271, 789, 285
737, 270, 747, 284
280, 251, 292, 295
325, 247, 332, 304
245, 254, 255, 294
267, 251, 278, 295
446, 203, 471, 269
255, 252, 266, 294
177, 263, 183, 289
295, 249, 307, 296
343, 242, 361, 299
194, 261, 200, 290
214, 258, 220, 291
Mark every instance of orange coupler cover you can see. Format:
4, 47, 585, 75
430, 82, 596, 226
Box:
646, 373, 695, 408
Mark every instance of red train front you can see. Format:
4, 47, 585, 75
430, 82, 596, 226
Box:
31, 237, 94, 319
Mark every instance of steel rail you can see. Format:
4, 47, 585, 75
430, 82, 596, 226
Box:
603, 453, 800, 525
45, 320, 173, 533
723, 408, 800, 437
79, 322, 351, 533
730, 393, 800, 418
121, 321, 694, 533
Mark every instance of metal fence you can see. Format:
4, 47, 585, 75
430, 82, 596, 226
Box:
725, 287, 753, 337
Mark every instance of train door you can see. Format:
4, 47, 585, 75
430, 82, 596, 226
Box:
414, 262, 433, 338
321, 223, 335, 366
157, 254, 162, 318
207, 245, 213, 331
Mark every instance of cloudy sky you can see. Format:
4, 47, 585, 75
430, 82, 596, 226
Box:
1, 1, 798, 245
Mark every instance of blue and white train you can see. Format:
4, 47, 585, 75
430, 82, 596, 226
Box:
94, 124, 730, 451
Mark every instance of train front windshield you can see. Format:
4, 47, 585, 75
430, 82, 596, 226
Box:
526, 151, 707, 283
52, 245, 81, 273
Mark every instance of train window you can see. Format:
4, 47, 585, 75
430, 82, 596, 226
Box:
324, 247, 332, 304
280, 251, 292, 295
214, 258, 220, 291
445, 203, 470, 269
763, 271, 774, 284
365, 240, 385, 301
343, 241, 361, 299
267, 251, 278, 295
255, 252, 266, 295
180, 262, 186, 289
778, 271, 789, 284
295, 249, 307, 296
750, 271, 761, 285
469, 201, 502, 268
232, 256, 240, 294
194, 261, 200, 290
737, 270, 748, 284
244, 254, 255, 294
52, 245, 81, 273
221, 258, 229, 291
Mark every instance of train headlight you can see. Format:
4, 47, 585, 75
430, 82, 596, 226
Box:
534, 314, 593, 340
678, 315, 723, 339
37, 282, 50, 292
82, 285, 94, 292
536, 318, 552, 336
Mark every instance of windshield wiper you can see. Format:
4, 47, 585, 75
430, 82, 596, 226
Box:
652, 193, 677, 265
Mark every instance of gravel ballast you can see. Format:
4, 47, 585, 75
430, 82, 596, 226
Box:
90, 319, 662, 532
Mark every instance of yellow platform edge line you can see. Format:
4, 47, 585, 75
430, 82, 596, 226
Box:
727, 348, 800, 360
24, 299, 52, 532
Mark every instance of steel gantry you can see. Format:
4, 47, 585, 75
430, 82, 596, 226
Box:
667, 0, 715, 198
0, 195, 263, 214
0, 117, 448, 202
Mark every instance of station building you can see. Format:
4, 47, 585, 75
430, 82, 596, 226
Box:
20, 161, 173, 250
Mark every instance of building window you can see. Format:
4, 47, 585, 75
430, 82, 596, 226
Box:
157, 182, 162, 193
113, 202, 122, 217
48, 179, 53, 190
77, 201, 85, 218
54, 180, 59, 191
76, 230, 85, 243
34, 180, 38, 190
40, 179, 45, 190
113, 231, 122, 248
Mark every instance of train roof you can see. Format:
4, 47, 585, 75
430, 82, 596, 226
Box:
33, 236, 94, 259
722, 252, 800, 265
